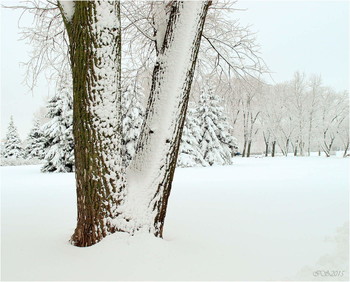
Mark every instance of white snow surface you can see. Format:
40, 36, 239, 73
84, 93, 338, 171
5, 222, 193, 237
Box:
1, 157, 349, 281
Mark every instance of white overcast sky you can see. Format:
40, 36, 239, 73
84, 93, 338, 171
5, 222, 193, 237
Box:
1, 0, 349, 139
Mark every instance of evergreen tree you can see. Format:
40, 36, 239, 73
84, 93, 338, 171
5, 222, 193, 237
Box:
24, 119, 45, 159
177, 103, 207, 167
197, 87, 237, 166
122, 86, 145, 166
41, 85, 74, 172
3, 116, 23, 159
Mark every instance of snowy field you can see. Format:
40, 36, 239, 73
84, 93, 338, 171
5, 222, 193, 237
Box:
1, 157, 349, 281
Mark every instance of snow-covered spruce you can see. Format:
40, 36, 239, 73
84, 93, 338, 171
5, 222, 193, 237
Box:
24, 119, 46, 160
41, 86, 74, 173
2, 116, 23, 159
122, 86, 145, 166
177, 103, 208, 167
197, 87, 238, 166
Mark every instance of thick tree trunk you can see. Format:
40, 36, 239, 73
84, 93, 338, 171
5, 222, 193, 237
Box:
60, 1, 125, 247
127, 1, 210, 238
60, 0, 210, 246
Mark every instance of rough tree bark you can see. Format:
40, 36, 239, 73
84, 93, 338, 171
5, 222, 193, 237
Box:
59, 0, 210, 246
59, 1, 125, 247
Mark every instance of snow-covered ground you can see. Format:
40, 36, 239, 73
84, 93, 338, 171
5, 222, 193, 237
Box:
1, 157, 348, 281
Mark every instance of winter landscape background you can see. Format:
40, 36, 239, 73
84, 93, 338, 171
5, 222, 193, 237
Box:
1, 0, 349, 281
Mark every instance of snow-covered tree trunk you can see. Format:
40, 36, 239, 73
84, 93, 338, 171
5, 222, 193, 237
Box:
306, 76, 321, 156
271, 140, 276, 157
263, 131, 270, 157
59, 1, 125, 247
128, 1, 210, 238
58, 0, 209, 246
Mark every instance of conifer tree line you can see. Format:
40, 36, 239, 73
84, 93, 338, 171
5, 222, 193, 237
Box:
2, 82, 238, 170
1, 80, 74, 170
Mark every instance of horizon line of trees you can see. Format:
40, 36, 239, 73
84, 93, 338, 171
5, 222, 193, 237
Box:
2, 70, 348, 170
214, 71, 349, 158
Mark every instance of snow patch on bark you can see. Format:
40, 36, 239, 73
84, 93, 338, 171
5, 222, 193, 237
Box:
59, 1, 75, 21
85, 2, 125, 232
153, 2, 168, 52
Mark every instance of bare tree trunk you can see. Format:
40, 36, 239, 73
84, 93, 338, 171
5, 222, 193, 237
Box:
294, 141, 298, 156
247, 140, 252, 157
242, 139, 247, 157
307, 119, 313, 156
280, 137, 290, 157
60, 1, 125, 247
263, 131, 269, 157
343, 142, 349, 157
271, 141, 276, 157
265, 142, 269, 157
128, 1, 210, 238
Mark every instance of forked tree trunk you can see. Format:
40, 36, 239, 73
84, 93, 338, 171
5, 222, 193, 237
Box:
60, 1, 210, 246
60, 1, 125, 247
128, 1, 210, 238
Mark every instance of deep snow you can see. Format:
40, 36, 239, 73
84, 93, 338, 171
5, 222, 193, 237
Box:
1, 157, 349, 281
